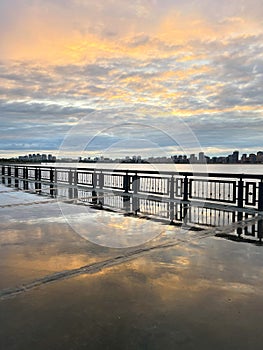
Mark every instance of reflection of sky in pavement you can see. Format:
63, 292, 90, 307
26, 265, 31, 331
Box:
0, 186, 263, 349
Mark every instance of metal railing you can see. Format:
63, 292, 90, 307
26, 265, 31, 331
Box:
1, 163, 263, 242
2, 164, 263, 208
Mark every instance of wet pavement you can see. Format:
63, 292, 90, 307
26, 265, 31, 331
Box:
0, 185, 263, 349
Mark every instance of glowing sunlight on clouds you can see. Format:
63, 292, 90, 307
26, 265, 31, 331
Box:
0, 0, 263, 157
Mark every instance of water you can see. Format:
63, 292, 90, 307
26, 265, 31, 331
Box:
1, 174, 263, 349
50, 162, 263, 175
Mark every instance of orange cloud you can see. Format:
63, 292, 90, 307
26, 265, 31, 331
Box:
2, 1, 261, 64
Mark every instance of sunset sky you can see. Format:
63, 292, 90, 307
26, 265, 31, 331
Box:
1, 0, 263, 158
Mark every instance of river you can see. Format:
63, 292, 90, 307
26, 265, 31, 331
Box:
45, 162, 263, 175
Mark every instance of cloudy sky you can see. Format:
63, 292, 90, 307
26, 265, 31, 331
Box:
1, 0, 263, 158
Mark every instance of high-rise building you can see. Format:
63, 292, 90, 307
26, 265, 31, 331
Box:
232, 151, 239, 163
249, 153, 257, 163
189, 154, 197, 163
199, 152, 205, 163
241, 154, 248, 163
257, 151, 263, 163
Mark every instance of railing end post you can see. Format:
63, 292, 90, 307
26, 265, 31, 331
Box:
258, 181, 263, 211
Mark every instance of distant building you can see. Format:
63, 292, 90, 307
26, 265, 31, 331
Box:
227, 151, 239, 164
171, 155, 188, 163
241, 154, 248, 163
232, 151, 239, 163
198, 152, 205, 163
189, 154, 197, 163
249, 153, 257, 163
257, 151, 263, 163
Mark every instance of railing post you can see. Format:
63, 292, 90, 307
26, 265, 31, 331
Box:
38, 168, 41, 194
258, 180, 263, 211
237, 177, 244, 208
99, 171, 104, 189
132, 173, 139, 214
123, 172, 130, 193
1, 165, 5, 184
123, 172, 131, 212
91, 189, 97, 205
35, 167, 41, 194
73, 170, 78, 200
182, 175, 189, 221
68, 170, 73, 199
183, 175, 188, 202
123, 194, 131, 213
50, 167, 55, 197
91, 172, 97, 204
23, 166, 28, 191
237, 177, 244, 221
92, 171, 96, 189
169, 175, 175, 224
98, 171, 104, 206
258, 219, 263, 243
237, 225, 243, 238
35, 168, 38, 192
7, 166, 12, 187
14, 166, 19, 188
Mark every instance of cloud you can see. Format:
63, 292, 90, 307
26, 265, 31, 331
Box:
0, 1, 263, 157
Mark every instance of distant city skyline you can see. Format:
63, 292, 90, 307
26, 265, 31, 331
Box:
3, 149, 263, 165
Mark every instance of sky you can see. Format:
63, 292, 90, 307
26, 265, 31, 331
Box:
1, 0, 263, 159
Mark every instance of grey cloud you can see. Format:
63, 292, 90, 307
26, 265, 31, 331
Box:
82, 64, 111, 76
54, 63, 111, 77
126, 34, 150, 48
187, 113, 263, 150
0, 100, 94, 116
1, 12, 263, 156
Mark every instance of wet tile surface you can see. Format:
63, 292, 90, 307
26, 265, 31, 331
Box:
0, 185, 263, 349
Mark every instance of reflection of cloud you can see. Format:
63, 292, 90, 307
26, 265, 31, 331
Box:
2, 228, 263, 348
60, 203, 164, 248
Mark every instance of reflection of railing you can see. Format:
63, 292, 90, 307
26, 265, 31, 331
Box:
1, 164, 263, 242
